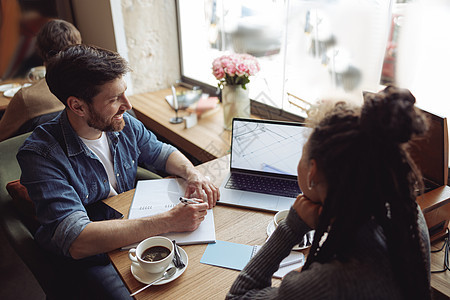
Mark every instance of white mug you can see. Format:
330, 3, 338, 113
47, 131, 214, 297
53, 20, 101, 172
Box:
128, 236, 174, 273
273, 209, 289, 227
27, 66, 46, 82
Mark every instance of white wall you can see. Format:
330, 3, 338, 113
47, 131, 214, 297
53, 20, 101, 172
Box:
120, 0, 180, 94
71, 0, 180, 95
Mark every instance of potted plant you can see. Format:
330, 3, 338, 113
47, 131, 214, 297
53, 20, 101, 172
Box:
212, 54, 260, 130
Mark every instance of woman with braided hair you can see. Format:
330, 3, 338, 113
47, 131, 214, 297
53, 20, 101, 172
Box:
227, 86, 431, 300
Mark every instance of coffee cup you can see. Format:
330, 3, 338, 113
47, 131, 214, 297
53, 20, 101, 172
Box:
273, 209, 289, 227
27, 66, 46, 82
128, 236, 174, 274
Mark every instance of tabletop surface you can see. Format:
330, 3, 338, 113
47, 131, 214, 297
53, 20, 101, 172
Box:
129, 88, 233, 163
0, 92, 11, 110
105, 155, 450, 299
0, 79, 34, 111
105, 156, 283, 299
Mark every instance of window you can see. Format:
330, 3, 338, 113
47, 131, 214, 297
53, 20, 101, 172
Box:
395, 0, 450, 122
178, 0, 450, 169
177, 0, 393, 118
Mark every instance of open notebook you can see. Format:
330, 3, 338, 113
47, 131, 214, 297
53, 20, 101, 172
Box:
122, 178, 216, 250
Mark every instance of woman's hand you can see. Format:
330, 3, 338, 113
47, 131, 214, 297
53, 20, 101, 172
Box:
293, 194, 322, 228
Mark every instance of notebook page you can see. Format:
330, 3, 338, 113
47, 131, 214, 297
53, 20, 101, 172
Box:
122, 178, 216, 249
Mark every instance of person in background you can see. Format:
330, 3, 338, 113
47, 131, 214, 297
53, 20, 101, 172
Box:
227, 86, 431, 299
17, 44, 219, 299
0, 19, 81, 142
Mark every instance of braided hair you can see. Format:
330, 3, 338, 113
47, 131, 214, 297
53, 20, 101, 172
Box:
302, 86, 430, 299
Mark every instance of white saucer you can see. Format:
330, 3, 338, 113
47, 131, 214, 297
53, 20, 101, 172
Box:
3, 86, 21, 98
131, 246, 188, 285
266, 220, 313, 251
2, 83, 31, 98
0, 83, 20, 92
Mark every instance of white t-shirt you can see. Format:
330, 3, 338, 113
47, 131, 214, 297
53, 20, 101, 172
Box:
80, 132, 118, 197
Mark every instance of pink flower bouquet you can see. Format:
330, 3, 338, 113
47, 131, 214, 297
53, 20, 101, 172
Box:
212, 54, 260, 89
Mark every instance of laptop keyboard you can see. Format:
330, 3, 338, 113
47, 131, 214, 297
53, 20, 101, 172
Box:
225, 173, 301, 198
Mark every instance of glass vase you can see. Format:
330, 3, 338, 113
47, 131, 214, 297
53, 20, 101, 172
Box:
222, 85, 250, 130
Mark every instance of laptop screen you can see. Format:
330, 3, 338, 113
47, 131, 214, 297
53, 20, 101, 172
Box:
409, 109, 448, 188
230, 118, 312, 177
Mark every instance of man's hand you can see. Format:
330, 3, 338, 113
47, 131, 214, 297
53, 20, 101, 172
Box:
166, 202, 209, 232
293, 194, 322, 229
69, 201, 209, 259
165, 151, 220, 208
184, 170, 219, 208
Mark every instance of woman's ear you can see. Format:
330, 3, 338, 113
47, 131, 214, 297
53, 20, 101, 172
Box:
307, 159, 318, 190
67, 96, 87, 117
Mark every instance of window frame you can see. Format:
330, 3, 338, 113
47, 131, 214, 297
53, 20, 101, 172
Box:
175, 0, 304, 123
175, 0, 393, 123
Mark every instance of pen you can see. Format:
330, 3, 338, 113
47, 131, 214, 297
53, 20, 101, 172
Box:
179, 197, 202, 204
279, 256, 304, 268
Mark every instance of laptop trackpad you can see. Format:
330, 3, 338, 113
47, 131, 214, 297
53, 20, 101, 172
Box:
239, 193, 278, 211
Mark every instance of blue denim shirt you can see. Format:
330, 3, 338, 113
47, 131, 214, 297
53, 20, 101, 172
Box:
17, 111, 176, 257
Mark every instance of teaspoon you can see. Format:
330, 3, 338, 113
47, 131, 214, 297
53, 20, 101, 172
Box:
130, 266, 177, 296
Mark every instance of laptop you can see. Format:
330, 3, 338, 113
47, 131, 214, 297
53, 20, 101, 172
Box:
363, 91, 448, 192
218, 118, 312, 212
409, 108, 448, 191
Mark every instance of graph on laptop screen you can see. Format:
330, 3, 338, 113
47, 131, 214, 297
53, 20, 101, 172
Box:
231, 119, 311, 176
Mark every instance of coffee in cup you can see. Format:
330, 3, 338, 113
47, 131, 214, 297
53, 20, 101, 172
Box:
141, 245, 171, 262
128, 236, 174, 273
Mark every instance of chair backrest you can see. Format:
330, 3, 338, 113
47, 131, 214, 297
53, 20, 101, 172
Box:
16, 110, 62, 137
0, 133, 30, 203
0, 132, 65, 299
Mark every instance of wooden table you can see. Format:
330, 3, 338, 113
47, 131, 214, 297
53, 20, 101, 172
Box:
105, 156, 282, 299
129, 88, 233, 163
0, 79, 30, 111
0, 80, 20, 111
0, 93, 10, 111
105, 155, 450, 299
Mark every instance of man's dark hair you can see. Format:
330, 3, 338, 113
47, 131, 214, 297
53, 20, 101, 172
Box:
46, 44, 130, 106
36, 19, 82, 63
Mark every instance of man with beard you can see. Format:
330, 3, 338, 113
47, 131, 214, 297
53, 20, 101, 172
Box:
17, 44, 219, 299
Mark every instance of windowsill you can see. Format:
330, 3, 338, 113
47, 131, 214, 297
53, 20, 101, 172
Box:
181, 76, 305, 123
250, 100, 305, 123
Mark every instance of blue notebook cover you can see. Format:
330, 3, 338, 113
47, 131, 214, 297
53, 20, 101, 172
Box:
200, 240, 255, 271
200, 240, 305, 278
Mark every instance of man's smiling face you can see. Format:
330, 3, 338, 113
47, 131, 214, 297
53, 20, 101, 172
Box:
85, 76, 132, 132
